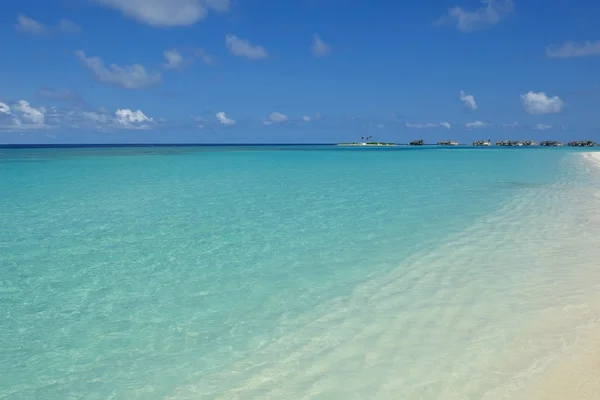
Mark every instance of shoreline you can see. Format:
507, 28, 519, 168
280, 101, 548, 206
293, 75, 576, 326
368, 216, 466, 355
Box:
166, 151, 600, 399
516, 151, 600, 400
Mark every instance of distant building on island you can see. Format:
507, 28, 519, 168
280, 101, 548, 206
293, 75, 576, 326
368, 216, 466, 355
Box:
567, 140, 596, 147
472, 139, 491, 147
496, 140, 537, 147
540, 141, 563, 147
437, 141, 459, 146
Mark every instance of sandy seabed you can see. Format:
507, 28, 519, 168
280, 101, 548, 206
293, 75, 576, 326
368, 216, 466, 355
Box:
519, 152, 600, 400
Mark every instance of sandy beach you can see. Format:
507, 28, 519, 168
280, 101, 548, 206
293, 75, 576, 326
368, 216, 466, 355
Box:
518, 151, 600, 400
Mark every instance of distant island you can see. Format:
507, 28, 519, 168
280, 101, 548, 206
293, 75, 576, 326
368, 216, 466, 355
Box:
337, 136, 398, 147
438, 140, 459, 146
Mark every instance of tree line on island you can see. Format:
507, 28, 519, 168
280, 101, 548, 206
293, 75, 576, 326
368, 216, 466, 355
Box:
337, 137, 598, 147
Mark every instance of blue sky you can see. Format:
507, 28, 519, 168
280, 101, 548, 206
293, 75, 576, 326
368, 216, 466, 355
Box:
1, 0, 599, 143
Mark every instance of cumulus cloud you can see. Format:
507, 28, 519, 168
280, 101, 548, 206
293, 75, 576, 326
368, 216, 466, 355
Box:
0, 97, 160, 132
460, 90, 478, 110
163, 49, 184, 70
437, 0, 513, 32
502, 121, 519, 128
216, 112, 235, 125
0, 100, 50, 130
546, 40, 600, 59
267, 112, 288, 123
15, 14, 81, 35
311, 34, 331, 57
14, 101, 45, 125
521, 91, 564, 114
225, 35, 268, 60
95, 0, 231, 27
534, 124, 552, 130
0, 102, 10, 115
406, 122, 451, 129
76, 50, 162, 89
115, 109, 154, 129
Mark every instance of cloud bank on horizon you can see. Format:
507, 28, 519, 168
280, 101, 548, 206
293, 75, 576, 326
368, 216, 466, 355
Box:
1, 0, 598, 142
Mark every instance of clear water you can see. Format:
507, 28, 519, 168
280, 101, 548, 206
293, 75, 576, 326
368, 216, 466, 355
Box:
1, 146, 599, 399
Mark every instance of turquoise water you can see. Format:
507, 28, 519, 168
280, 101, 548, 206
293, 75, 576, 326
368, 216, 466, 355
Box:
1, 146, 600, 399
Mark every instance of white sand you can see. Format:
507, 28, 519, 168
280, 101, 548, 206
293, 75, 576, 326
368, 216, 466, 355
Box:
519, 151, 600, 400
581, 151, 600, 166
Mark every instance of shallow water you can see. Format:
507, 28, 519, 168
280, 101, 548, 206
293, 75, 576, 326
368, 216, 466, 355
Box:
1, 146, 599, 399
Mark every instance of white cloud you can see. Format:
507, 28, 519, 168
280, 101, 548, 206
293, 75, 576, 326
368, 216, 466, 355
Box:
95, 0, 231, 27
0, 102, 10, 115
0, 100, 50, 130
0, 98, 160, 132
216, 112, 235, 125
406, 122, 451, 129
502, 121, 519, 128
521, 91, 564, 114
460, 90, 478, 110
267, 112, 288, 123
15, 14, 80, 34
437, 0, 513, 32
465, 120, 490, 129
163, 49, 184, 70
534, 124, 552, 130
115, 109, 153, 129
225, 35, 268, 60
302, 116, 311, 122
14, 101, 45, 125
546, 40, 600, 58
76, 50, 162, 89
311, 34, 331, 57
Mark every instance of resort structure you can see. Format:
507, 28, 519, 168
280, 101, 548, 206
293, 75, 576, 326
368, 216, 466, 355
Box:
540, 141, 564, 147
567, 140, 596, 147
437, 141, 459, 146
472, 139, 491, 146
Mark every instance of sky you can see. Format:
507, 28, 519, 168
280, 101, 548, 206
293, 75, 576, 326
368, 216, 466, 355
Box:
1, 0, 599, 144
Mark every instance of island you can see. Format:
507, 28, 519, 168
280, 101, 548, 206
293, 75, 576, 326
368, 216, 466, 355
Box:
337, 136, 398, 147
540, 141, 563, 147
438, 141, 459, 146
567, 140, 597, 147
496, 140, 537, 147
472, 139, 491, 146
409, 139, 424, 146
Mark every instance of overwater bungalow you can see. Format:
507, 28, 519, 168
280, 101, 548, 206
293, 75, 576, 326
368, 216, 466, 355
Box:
472, 139, 491, 146
540, 141, 563, 147
437, 140, 459, 146
567, 140, 596, 147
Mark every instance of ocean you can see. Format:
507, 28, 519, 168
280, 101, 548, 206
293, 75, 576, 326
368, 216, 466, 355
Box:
1, 146, 599, 399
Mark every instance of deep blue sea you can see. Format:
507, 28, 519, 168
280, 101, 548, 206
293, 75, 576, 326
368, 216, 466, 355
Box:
2, 146, 600, 399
